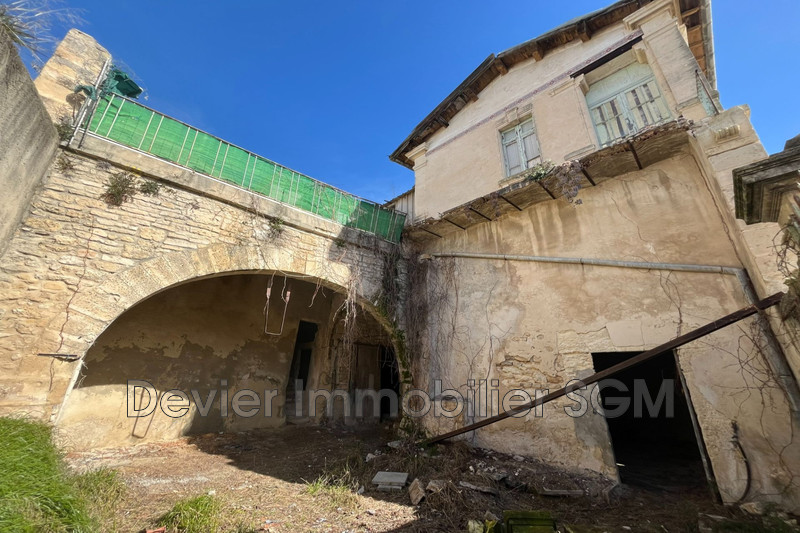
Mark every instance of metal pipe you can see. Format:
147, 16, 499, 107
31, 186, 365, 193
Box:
242, 153, 252, 186
428, 251, 800, 414
71, 57, 111, 148
217, 143, 230, 179
146, 115, 164, 152
138, 111, 155, 150
248, 156, 258, 190
105, 97, 125, 137
428, 251, 743, 276
185, 130, 198, 166
177, 127, 190, 164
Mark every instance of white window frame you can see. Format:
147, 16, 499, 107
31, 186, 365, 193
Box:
500, 118, 541, 177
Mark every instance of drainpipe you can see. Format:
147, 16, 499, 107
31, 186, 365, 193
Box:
425, 251, 800, 413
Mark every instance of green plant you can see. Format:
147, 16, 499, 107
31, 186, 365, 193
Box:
54, 117, 72, 142
138, 179, 161, 197
55, 154, 74, 173
231, 521, 259, 533
333, 237, 347, 248
267, 216, 284, 239
72, 468, 125, 530
525, 160, 555, 181
0, 416, 111, 532
101, 172, 137, 206
303, 474, 359, 510
157, 494, 221, 533
0, 0, 83, 63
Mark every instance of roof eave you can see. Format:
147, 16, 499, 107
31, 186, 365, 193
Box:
389, 0, 716, 168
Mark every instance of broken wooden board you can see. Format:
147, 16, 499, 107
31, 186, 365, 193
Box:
408, 478, 425, 505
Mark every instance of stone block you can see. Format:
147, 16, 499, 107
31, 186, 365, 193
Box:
371, 471, 408, 487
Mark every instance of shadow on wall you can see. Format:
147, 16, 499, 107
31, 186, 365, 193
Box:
59, 274, 340, 448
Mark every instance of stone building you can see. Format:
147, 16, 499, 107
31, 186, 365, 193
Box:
0, 28, 405, 448
1, 0, 800, 515
387, 0, 800, 513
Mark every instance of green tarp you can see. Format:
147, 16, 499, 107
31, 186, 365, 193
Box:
86, 95, 405, 242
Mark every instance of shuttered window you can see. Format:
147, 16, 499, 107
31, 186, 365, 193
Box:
586, 62, 671, 147
501, 118, 541, 176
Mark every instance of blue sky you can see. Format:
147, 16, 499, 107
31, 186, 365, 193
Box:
42, 0, 800, 203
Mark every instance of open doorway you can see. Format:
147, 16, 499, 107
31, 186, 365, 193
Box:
285, 321, 318, 421
379, 346, 400, 421
592, 350, 709, 491
353, 344, 401, 422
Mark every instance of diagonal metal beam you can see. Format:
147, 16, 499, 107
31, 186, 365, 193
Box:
424, 292, 784, 445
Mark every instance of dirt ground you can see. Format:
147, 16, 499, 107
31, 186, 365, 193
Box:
64, 424, 797, 532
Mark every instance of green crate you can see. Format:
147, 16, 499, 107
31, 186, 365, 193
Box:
502, 510, 555, 533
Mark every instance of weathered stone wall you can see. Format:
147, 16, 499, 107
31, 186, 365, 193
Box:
0, 28, 59, 258
691, 107, 800, 390
0, 145, 392, 424
33, 29, 110, 123
410, 150, 800, 510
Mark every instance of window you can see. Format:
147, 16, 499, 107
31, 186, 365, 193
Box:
586, 61, 670, 147
501, 118, 540, 176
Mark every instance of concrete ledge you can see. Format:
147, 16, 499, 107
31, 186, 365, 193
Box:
67, 133, 394, 252
733, 143, 800, 224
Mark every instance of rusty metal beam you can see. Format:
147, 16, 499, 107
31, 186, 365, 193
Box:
499, 194, 522, 211
628, 141, 643, 170
582, 168, 596, 186
419, 227, 443, 239
468, 207, 493, 222
424, 292, 784, 445
443, 218, 466, 230
539, 181, 557, 199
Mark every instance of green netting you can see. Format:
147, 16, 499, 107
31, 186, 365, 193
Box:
84, 95, 405, 242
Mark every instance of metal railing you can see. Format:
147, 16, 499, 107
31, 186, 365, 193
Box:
80, 94, 405, 242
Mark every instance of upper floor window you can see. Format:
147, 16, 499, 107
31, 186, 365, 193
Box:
501, 118, 540, 176
585, 61, 670, 147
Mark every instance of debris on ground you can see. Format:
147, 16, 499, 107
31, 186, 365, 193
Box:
539, 487, 584, 497
467, 518, 484, 533
426, 479, 446, 493
459, 480, 499, 495
408, 478, 425, 505
372, 471, 409, 491
740, 501, 767, 515
63, 425, 800, 532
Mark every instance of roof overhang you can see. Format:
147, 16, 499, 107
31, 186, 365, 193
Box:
390, 0, 715, 169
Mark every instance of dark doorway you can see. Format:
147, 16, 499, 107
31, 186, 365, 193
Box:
285, 321, 318, 419
592, 350, 708, 491
352, 344, 401, 422
379, 346, 400, 420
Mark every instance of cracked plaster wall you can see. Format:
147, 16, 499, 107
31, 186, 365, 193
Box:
413, 153, 800, 510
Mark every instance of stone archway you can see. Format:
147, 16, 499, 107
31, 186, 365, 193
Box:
50, 243, 403, 431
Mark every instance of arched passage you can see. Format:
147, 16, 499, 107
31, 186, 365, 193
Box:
57, 272, 401, 450
51, 243, 405, 450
